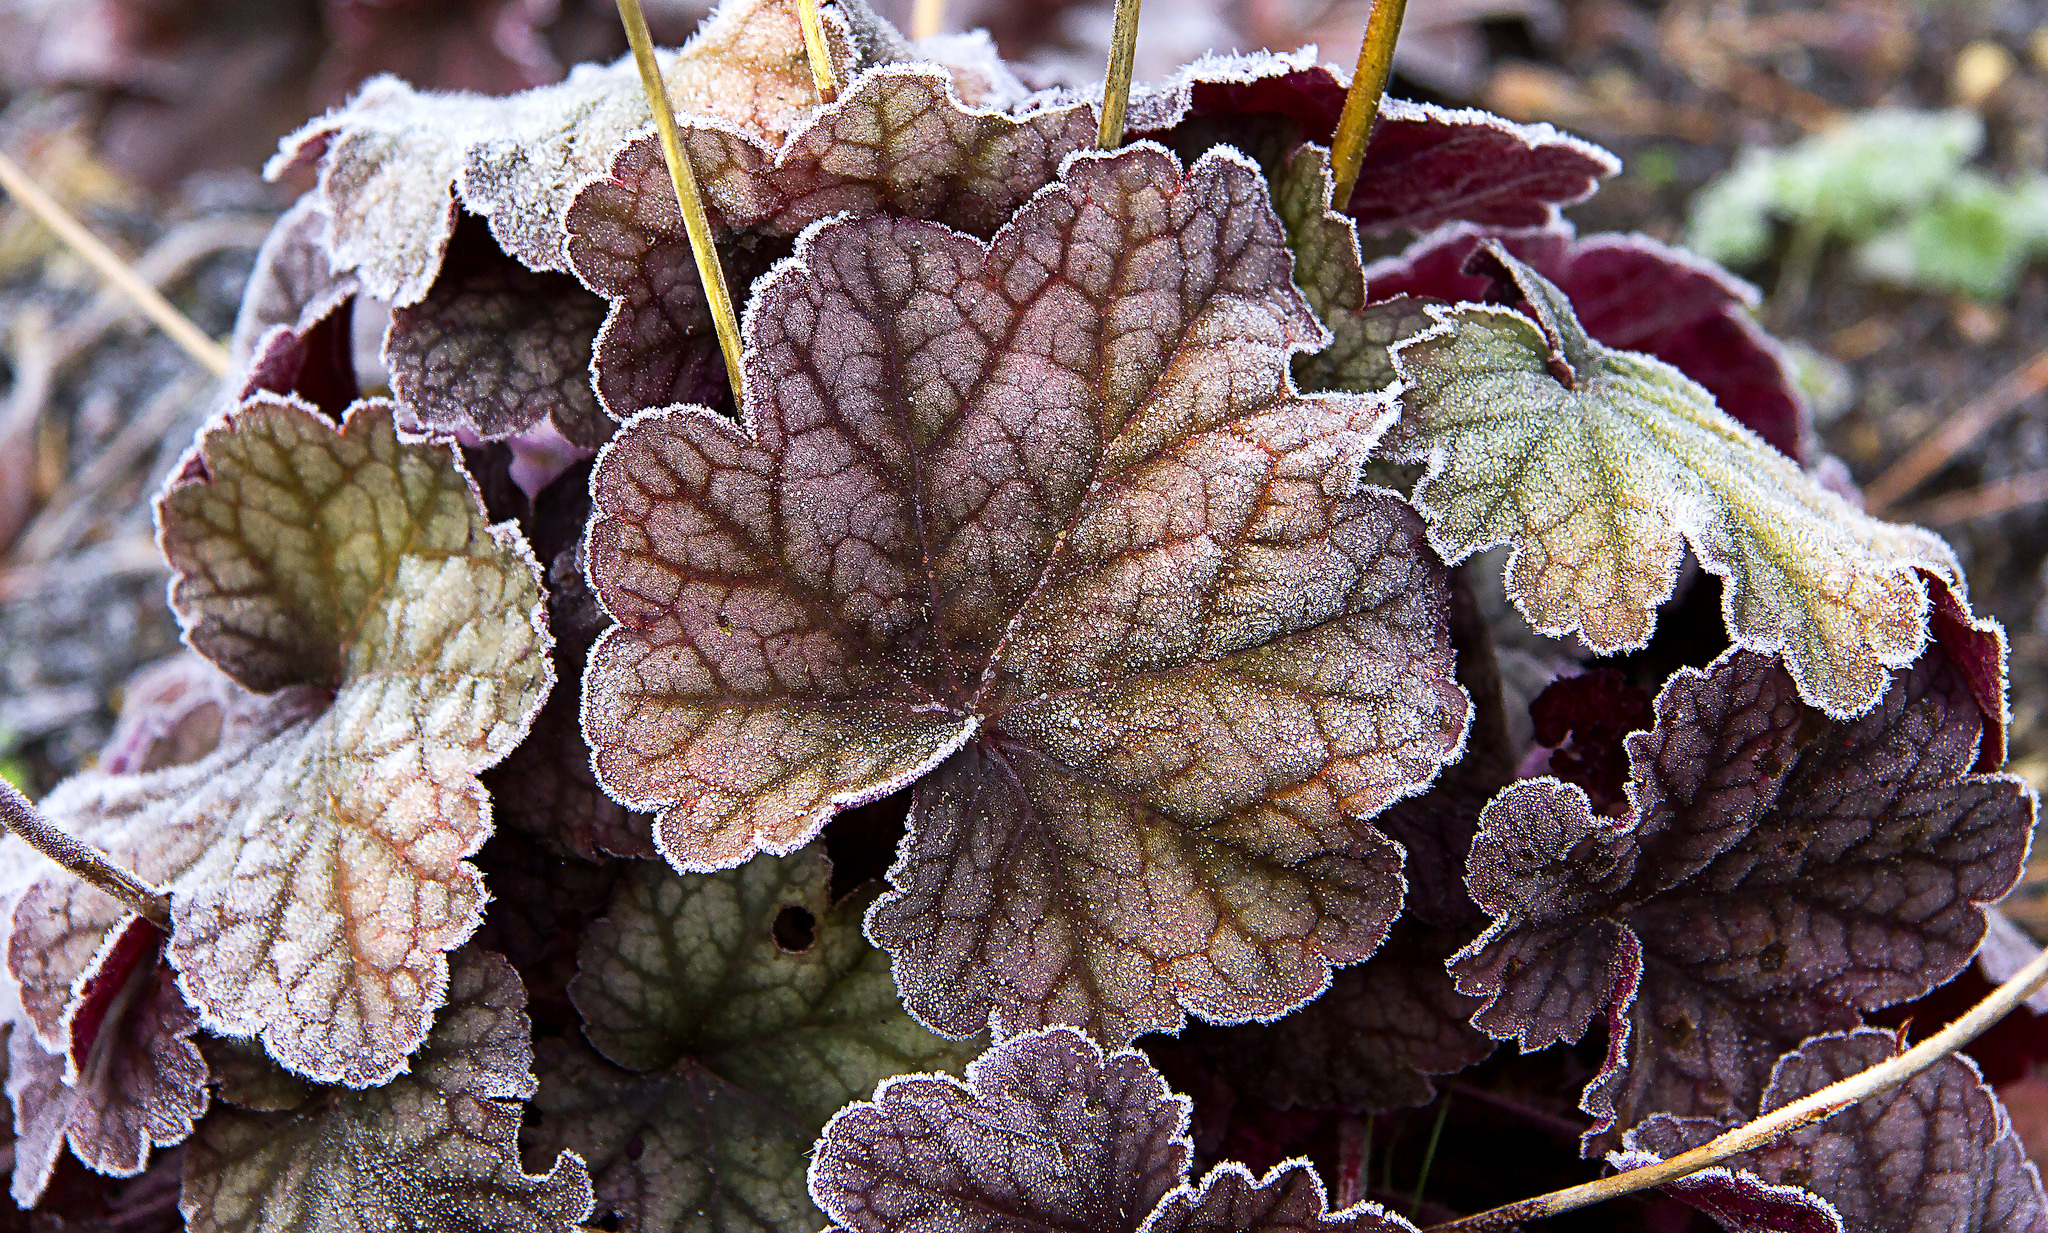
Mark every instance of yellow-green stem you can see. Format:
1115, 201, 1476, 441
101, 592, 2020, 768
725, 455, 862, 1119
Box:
796, 0, 840, 103
911, 0, 944, 39
615, 0, 747, 404
1426, 943, 2048, 1231
1328, 0, 1409, 211
0, 148, 230, 377
1096, 0, 1143, 148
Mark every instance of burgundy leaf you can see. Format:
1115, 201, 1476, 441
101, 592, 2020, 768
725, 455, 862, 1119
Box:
1362, 225, 1810, 461
1606, 1147, 1841, 1233
1629, 1030, 2048, 1233
1924, 570, 2010, 773
1450, 643, 2036, 1148
7, 920, 206, 1206
386, 215, 613, 455
810, 1028, 1418, 1233
1527, 668, 1654, 817
1125, 50, 1617, 234
581, 144, 1469, 1043
566, 65, 1094, 417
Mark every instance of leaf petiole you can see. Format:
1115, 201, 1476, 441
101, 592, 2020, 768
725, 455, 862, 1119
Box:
1425, 942, 2048, 1230
1097, 0, 1143, 149
1328, 0, 1409, 211
0, 778, 171, 928
614, 0, 748, 404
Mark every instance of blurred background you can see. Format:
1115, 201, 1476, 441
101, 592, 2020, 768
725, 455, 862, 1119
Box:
0, 0, 2042, 966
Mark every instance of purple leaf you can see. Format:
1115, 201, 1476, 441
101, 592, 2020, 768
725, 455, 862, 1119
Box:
810, 1028, 1418, 1233
1363, 225, 1811, 461
581, 144, 1470, 1043
1450, 643, 2036, 1149
385, 216, 612, 456
1629, 1029, 2048, 1233
566, 65, 1094, 418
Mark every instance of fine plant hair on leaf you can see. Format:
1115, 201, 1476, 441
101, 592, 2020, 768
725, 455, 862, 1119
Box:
579, 141, 1471, 1044
1450, 642, 2036, 1148
8, 395, 552, 1088
179, 948, 596, 1233
1626, 1029, 2048, 1233
7, 920, 208, 1207
1387, 240, 1963, 718
523, 849, 979, 1233
266, 0, 869, 305
1120, 48, 1618, 233
1362, 222, 1814, 463
810, 1027, 1421, 1233
565, 64, 1094, 418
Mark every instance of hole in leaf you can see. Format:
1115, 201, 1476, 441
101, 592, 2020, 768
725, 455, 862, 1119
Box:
1758, 942, 1788, 972
773, 905, 818, 953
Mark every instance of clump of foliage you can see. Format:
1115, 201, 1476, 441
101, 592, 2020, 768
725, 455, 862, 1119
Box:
0, 1, 2040, 1230
1688, 107, 2048, 300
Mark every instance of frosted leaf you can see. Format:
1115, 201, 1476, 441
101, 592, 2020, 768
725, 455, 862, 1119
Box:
567, 65, 1094, 416
1268, 142, 1437, 396
385, 218, 612, 450
1388, 241, 1962, 717
267, 0, 867, 303
9, 396, 551, 1087
178, 949, 594, 1233
1450, 644, 2036, 1144
810, 1027, 1417, 1233
1125, 49, 1617, 233
581, 144, 1469, 1043
7, 920, 207, 1206
1363, 223, 1812, 461
1629, 1030, 2048, 1233
522, 850, 977, 1233
229, 195, 359, 367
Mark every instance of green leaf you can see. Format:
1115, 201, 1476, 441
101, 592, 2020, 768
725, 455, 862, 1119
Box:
179, 948, 594, 1233
9, 396, 552, 1088
1270, 143, 1437, 398
525, 849, 980, 1233
1388, 241, 1961, 718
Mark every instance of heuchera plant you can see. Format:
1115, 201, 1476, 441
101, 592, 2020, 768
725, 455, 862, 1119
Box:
0, 0, 2041, 1229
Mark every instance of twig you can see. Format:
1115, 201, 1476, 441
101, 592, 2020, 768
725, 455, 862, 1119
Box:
1866, 344, 2048, 511
0, 779, 170, 928
1329, 0, 1410, 210
1425, 944, 2048, 1230
0, 148, 229, 377
1097, 0, 1143, 149
615, 0, 747, 403
795, 0, 840, 103
1909, 469, 2048, 527
911, 0, 944, 38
